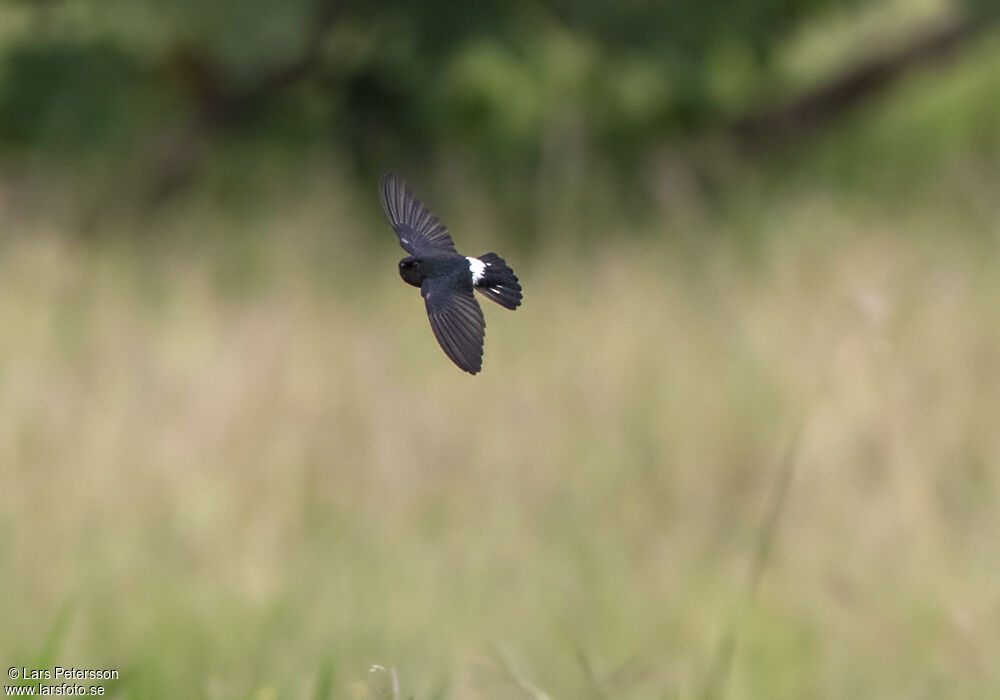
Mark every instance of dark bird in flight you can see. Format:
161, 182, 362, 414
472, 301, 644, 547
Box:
379, 173, 522, 374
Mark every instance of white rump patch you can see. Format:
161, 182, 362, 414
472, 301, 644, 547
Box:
467, 257, 486, 284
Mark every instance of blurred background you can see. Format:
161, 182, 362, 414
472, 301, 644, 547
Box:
1, 0, 999, 697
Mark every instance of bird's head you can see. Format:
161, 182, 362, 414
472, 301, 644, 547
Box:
398, 257, 423, 287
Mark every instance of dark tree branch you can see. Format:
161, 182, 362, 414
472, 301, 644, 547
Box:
731, 14, 977, 149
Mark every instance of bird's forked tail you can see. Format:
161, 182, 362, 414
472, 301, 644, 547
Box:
473, 253, 522, 310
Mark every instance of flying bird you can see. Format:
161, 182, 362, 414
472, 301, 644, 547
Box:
379, 173, 522, 374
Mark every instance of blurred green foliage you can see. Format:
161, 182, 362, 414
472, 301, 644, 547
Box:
0, 0, 997, 240
0, 0, 898, 167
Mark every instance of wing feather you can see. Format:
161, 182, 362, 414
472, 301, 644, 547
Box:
380, 174, 458, 256
421, 277, 485, 374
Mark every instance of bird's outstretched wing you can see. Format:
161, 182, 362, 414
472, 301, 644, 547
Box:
421, 276, 485, 374
380, 173, 458, 256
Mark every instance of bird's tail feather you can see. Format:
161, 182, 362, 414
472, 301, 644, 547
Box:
474, 253, 522, 310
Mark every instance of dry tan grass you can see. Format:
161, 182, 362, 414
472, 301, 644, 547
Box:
0, 189, 998, 698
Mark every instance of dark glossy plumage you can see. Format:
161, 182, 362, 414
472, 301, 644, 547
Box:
379, 173, 522, 374
380, 174, 457, 256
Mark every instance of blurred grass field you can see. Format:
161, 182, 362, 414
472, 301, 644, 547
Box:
1, 160, 999, 698
3, 3, 1000, 693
